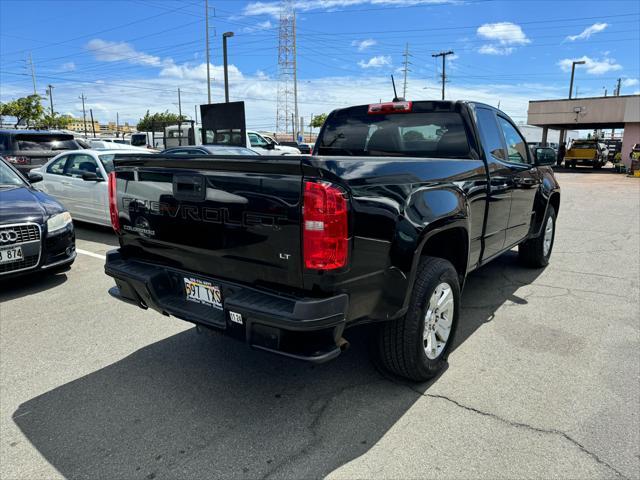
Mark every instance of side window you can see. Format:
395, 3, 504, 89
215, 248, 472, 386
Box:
475, 108, 507, 161
64, 154, 100, 178
47, 156, 68, 175
248, 133, 267, 147
497, 116, 530, 164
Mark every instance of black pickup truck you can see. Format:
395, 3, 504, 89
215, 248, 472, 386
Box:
105, 100, 560, 381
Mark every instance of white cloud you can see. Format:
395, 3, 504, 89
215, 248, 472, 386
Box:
477, 22, 530, 56
358, 55, 391, 68
566, 23, 608, 41
478, 45, 514, 56
59, 62, 76, 72
622, 78, 639, 87
241, 20, 273, 33
86, 39, 168, 67
159, 63, 244, 82
352, 38, 377, 51
557, 55, 622, 75
242, 0, 456, 17
477, 22, 530, 46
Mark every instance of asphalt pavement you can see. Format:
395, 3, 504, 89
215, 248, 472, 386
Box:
1, 169, 639, 480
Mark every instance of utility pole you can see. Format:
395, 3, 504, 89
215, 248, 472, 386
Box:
292, 10, 299, 141
89, 109, 96, 137
401, 43, 411, 98
432, 50, 454, 100
222, 32, 234, 102
205, 0, 212, 104
46, 84, 54, 115
194, 105, 198, 124
615, 78, 622, 96
79, 93, 87, 138
116, 112, 119, 137
568, 60, 585, 99
27, 53, 37, 95
291, 113, 295, 141
177, 88, 182, 117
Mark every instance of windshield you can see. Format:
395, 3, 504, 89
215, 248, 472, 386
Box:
0, 159, 25, 187
317, 105, 471, 158
203, 146, 259, 155
572, 142, 597, 149
130, 134, 147, 146
15, 134, 78, 151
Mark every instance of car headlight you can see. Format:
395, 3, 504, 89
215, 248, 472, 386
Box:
47, 212, 73, 234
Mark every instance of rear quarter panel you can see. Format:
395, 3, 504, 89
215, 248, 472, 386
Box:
302, 156, 486, 322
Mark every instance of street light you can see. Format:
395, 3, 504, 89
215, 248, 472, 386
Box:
569, 60, 586, 99
223, 31, 234, 103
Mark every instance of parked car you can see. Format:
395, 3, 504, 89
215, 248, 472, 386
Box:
0, 130, 82, 175
36, 149, 152, 227
0, 156, 75, 278
280, 141, 312, 154
565, 139, 607, 169
162, 145, 260, 156
104, 100, 560, 382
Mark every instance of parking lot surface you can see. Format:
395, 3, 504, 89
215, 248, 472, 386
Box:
1, 170, 638, 480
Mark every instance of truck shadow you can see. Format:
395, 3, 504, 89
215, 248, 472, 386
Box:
12, 251, 542, 479
74, 221, 119, 247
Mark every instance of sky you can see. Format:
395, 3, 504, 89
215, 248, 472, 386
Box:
1, 0, 639, 131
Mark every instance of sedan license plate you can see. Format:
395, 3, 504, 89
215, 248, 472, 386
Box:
0, 246, 23, 264
184, 277, 222, 310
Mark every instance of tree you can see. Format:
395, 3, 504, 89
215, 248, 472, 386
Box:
35, 113, 72, 130
310, 113, 327, 129
137, 110, 187, 132
0, 95, 44, 127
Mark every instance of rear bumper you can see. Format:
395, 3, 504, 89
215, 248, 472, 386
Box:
104, 250, 349, 363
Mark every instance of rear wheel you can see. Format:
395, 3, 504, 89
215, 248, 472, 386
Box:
375, 257, 460, 382
519, 205, 556, 268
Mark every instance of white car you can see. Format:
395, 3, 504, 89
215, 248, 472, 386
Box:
36, 149, 152, 226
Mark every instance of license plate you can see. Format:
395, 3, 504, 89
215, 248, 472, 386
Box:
0, 246, 23, 264
184, 277, 222, 310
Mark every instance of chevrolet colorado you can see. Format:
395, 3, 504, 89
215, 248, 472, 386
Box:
105, 100, 560, 381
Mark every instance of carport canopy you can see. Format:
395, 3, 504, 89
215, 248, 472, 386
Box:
527, 95, 640, 165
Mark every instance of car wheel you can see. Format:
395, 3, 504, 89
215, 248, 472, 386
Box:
518, 205, 556, 268
375, 256, 460, 382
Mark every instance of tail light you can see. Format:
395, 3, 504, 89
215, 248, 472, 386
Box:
3, 155, 30, 165
368, 101, 412, 115
303, 180, 348, 270
108, 171, 120, 233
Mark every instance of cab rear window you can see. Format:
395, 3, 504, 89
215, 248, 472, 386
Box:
15, 134, 78, 151
317, 105, 471, 158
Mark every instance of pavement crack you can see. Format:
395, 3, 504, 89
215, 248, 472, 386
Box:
409, 387, 629, 479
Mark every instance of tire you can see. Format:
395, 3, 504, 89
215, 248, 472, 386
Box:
518, 205, 556, 268
375, 256, 460, 382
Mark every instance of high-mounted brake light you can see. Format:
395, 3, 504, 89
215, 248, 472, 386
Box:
368, 101, 413, 115
108, 171, 121, 233
303, 180, 348, 270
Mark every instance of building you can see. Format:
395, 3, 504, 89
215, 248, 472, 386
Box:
66, 117, 100, 134
528, 95, 640, 167
99, 121, 135, 135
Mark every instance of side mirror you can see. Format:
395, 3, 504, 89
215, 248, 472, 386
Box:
264, 142, 275, 150
535, 148, 556, 166
81, 171, 102, 182
28, 171, 43, 184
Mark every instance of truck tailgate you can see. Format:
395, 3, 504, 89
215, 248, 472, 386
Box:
112, 155, 304, 290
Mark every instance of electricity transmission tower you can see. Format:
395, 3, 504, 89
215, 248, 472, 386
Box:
276, 1, 298, 136
401, 43, 411, 98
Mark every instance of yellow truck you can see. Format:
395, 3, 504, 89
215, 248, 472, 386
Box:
565, 140, 607, 169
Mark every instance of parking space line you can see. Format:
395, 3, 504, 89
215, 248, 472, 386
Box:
76, 249, 107, 261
